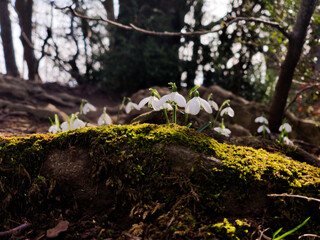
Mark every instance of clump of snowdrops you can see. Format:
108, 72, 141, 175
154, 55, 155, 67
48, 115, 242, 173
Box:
49, 83, 235, 137
255, 115, 292, 143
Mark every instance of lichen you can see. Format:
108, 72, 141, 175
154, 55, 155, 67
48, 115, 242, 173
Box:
0, 123, 319, 239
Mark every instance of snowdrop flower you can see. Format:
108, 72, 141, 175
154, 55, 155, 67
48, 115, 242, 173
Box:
220, 107, 234, 117
158, 103, 173, 110
138, 95, 160, 110
209, 100, 219, 111
156, 82, 186, 108
214, 119, 231, 137
125, 101, 140, 114
255, 116, 268, 124
98, 107, 112, 126
71, 118, 85, 129
48, 125, 60, 134
60, 114, 86, 132
61, 121, 70, 132
257, 125, 271, 134
185, 91, 212, 115
279, 123, 292, 133
214, 126, 231, 137
82, 101, 97, 115
48, 114, 61, 133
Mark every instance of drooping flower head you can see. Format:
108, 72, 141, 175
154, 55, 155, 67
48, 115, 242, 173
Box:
81, 99, 97, 115
156, 82, 186, 108
125, 98, 140, 114
98, 107, 112, 126
220, 106, 234, 117
185, 91, 212, 115
214, 119, 231, 137
279, 122, 292, 133
255, 116, 268, 124
257, 125, 271, 134
48, 114, 61, 133
60, 113, 86, 132
207, 93, 219, 111
138, 89, 161, 111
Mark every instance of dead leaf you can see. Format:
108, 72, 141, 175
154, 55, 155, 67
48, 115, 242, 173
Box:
46, 220, 69, 238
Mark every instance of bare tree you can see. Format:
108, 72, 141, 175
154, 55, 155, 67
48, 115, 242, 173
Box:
268, 0, 317, 132
15, 0, 41, 82
0, 0, 20, 77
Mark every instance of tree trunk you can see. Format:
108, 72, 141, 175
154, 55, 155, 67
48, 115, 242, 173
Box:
268, 0, 317, 132
15, 0, 41, 82
102, 0, 115, 20
0, 0, 20, 77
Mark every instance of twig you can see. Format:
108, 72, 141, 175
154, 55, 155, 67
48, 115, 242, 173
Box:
58, 5, 290, 38
267, 193, 320, 203
299, 233, 320, 239
0, 222, 31, 237
285, 83, 320, 112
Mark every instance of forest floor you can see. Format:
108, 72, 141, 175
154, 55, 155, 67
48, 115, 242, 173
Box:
1, 76, 320, 239
0, 80, 125, 137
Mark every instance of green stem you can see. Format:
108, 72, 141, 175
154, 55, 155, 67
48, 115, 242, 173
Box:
173, 105, 177, 124
116, 97, 126, 124
213, 100, 229, 128
163, 109, 170, 124
185, 113, 188, 126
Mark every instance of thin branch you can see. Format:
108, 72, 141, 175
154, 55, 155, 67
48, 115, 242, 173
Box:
56, 5, 290, 38
227, 17, 291, 39
285, 83, 320, 112
298, 234, 320, 239
0, 222, 31, 237
268, 193, 320, 203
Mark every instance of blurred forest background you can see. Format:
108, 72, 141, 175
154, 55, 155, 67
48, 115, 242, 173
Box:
0, 0, 319, 130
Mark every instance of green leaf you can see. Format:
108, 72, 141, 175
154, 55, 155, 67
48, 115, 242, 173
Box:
273, 217, 310, 240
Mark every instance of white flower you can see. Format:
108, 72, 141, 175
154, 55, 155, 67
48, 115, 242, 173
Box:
279, 123, 292, 133
157, 92, 186, 108
71, 118, 85, 129
209, 100, 219, 111
82, 102, 96, 115
98, 108, 112, 126
138, 96, 160, 110
185, 97, 213, 115
125, 102, 140, 114
214, 127, 231, 137
220, 107, 234, 117
48, 125, 60, 134
255, 116, 268, 124
257, 125, 271, 134
61, 121, 69, 132
158, 103, 173, 110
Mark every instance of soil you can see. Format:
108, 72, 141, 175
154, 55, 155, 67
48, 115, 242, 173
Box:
0, 79, 125, 137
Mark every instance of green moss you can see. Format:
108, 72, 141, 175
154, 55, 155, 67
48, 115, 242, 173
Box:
0, 124, 320, 239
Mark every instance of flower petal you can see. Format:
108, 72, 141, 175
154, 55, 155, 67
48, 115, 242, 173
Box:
209, 100, 218, 111
257, 125, 264, 133
199, 98, 213, 114
138, 97, 150, 109
185, 98, 200, 115
172, 92, 186, 107
228, 107, 235, 117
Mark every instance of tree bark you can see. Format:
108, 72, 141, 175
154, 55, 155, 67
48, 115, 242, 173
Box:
15, 0, 41, 82
268, 0, 317, 132
0, 0, 20, 77
102, 0, 115, 21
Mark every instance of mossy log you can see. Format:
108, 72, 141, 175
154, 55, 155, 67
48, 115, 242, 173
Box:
0, 124, 320, 239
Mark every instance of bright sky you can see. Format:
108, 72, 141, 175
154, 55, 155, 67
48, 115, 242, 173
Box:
0, 0, 230, 83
